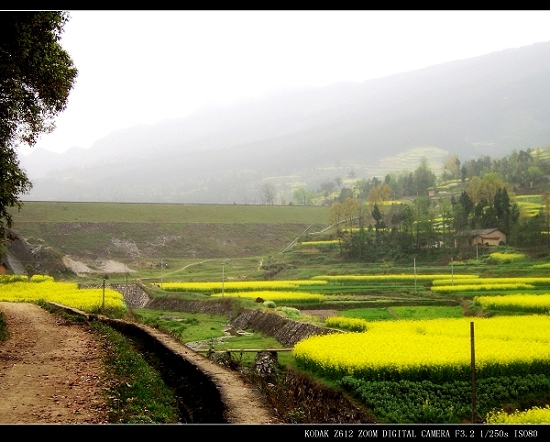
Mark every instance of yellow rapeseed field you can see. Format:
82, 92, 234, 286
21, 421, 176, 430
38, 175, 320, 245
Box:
161, 279, 326, 292
312, 274, 479, 283
293, 315, 550, 382
489, 252, 526, 262
486, 405, 550, 424
431, 283, 535, 293
325, 316, 369, 332
475, 293, 550, 314
211, 290, 325, 303
432, 277, 550, 286
0, 280, 125, 312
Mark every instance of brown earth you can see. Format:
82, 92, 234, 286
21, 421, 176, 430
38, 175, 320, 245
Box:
0, 302, 109, 423
302, 309, 339, 319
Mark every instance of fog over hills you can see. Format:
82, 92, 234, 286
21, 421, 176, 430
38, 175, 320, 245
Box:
20, 41, 550, 204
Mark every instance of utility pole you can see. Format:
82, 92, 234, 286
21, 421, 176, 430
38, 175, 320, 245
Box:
471, 321, 477, 423
222, 261, 235, 297
102, 276, 106, 311
451, 256, 454, 285
413, 257, 417, 294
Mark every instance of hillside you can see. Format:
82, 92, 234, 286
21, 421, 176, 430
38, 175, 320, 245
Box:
2, 202, 330, 277
19, 41, 550, 204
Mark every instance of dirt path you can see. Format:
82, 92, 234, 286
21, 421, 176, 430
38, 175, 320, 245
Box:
0, 302, 109, 423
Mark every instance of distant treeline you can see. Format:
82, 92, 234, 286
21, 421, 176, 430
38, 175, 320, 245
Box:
317, 147, 550, 261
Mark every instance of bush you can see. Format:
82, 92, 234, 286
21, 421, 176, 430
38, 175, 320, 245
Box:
276, 306, 300, 319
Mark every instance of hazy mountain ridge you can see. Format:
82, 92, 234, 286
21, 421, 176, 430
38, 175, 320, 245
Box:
20, 41, 550, 203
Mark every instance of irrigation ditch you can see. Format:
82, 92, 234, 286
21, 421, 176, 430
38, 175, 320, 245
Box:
136, 295, 380, 423
49, 286, 379, 423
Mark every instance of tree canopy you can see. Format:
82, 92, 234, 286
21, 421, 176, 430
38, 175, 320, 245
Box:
0, 11, 77, 237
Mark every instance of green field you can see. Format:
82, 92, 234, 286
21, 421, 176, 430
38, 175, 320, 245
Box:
9, 201, 330, 224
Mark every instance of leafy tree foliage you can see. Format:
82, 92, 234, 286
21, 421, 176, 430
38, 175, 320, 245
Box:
318, 180, 336, 197
293, 187, 314, 205
323, 147, 550, 260
442, 154, 461, 181
367, 184, 391, 209
461, 148, 550, 193
371, 203, 383, 233
0, 12, 77, 237
337, 187, 354, 203
510, 212, 545, 252
413, 157, 437, 196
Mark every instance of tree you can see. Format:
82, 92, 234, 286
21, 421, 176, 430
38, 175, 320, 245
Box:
413, 157, 436, 196
412, 196, 435, 250
367, 184, 391, 211
543, 191, 550, 247
261, 182, 277, 205
337, 187, 354, 203
293, 187, 313, 206
342, 197, 359, 247
1, 12, 78, 237
438, 199, 453, 248
328, 202, 345, 254
442, 155, 461, 181
371, 203, 383, 233
318, 180, 336, 197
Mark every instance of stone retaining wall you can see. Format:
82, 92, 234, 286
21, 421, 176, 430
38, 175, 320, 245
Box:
231, 308, 340, 346
145, 297, 244, 319
110, 284, 150, 308
144, 296, 339, 346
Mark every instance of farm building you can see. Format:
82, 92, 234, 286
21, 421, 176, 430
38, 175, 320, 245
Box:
454, 228, 507, 248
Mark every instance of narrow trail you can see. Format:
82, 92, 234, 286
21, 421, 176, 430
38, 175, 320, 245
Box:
0, 302, 109, 423
164, 260, 208, 277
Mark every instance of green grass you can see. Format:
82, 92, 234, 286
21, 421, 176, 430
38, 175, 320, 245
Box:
209, 333, 294, 367
337, 305, 464, 322
133, 307, 293, 368
340, 307, 396, 321
10, 201, 330, 224
91, 321, 180, 423
134, 309, 293, 367
387, 305, 464, 319
133, 308, 230, 343
141, 256, 266, 284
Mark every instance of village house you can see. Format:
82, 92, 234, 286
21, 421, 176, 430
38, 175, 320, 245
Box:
454, 228, 507, 248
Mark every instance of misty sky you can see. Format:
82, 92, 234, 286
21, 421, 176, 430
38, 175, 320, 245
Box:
18, 10, 550, 156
